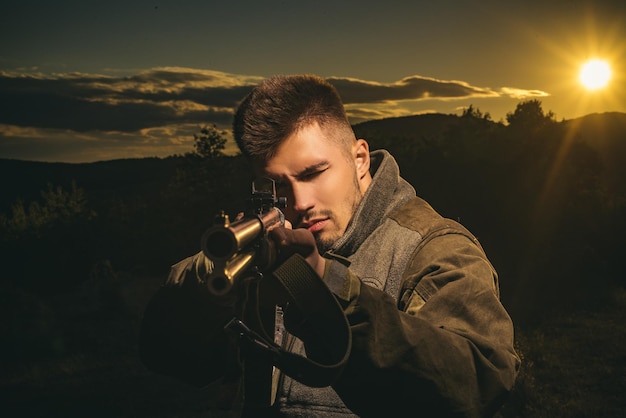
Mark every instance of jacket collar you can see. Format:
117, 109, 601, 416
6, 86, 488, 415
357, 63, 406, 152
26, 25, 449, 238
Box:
329, 149, 416, 257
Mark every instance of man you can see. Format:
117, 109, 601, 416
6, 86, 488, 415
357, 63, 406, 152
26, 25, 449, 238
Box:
140, 75, 520, 417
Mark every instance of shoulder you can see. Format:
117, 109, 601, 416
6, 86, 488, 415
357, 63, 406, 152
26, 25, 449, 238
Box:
390, 196, 485, 257
391, 197, 460, 234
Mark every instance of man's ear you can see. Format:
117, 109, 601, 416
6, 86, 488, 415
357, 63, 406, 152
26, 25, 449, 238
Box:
353, 139, 371, 179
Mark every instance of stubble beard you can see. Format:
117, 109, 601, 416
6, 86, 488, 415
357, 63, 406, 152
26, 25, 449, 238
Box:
314, 176, 364, 254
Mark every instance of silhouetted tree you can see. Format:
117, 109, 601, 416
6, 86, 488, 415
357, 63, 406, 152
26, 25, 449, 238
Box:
461, 104, 492, 121
506, 99, 555, 131
192, 124, 227, 159
0, 182, 94, 239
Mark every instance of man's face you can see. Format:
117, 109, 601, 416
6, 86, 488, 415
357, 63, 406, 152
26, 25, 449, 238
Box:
257, 122, 371, 253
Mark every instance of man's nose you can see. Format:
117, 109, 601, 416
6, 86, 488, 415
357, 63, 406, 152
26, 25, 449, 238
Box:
290, 183, 314, 213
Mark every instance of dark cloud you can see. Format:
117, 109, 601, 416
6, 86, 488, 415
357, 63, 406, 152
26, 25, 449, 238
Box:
329, 76, 499, 104
0, 70, 243, 131
122, 70, 255, 107
3, 92, 167, 132
0, 69, 540, 134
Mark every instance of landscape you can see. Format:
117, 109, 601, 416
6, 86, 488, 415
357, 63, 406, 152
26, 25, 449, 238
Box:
1, 102, 625, 417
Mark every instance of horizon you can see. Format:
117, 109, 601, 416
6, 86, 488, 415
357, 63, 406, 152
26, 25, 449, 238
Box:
1, 109, 623, 165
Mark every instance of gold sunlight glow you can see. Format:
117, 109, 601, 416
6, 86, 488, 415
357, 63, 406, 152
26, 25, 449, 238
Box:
579, 59, 612, 90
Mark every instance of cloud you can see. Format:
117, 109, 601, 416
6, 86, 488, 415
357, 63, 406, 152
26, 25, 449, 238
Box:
0, 68, 253, 132
329, 75, 500, 103
499, 87, 550, 99
0, 67, 550, 162
0, 68, 546, 133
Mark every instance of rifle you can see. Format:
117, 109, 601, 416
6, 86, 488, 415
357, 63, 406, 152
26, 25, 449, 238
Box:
201, 177, 287, 298
200, 177, 351, 393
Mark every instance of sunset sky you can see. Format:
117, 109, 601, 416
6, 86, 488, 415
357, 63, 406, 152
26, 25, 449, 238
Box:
1, 0, 624, 163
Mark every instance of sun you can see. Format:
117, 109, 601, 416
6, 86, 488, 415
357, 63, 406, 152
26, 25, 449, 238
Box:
579, 59, 612, 90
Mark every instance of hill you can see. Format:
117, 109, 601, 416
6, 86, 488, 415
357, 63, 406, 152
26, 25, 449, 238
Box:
0, 156, 182, 214
562, 112, 626, 191
354, 112, 463, 139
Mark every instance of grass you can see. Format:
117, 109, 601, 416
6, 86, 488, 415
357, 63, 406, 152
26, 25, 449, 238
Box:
498, 288, 626, 417
1, 271, 624, 417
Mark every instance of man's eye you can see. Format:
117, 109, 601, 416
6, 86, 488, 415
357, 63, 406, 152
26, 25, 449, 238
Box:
302, 169, 326, 180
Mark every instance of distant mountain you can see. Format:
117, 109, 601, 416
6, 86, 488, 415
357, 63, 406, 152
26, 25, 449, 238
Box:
353, 113, 463, 140
562, 112, 626, 146
562, 112, 626, 182
354, 110, 625, 147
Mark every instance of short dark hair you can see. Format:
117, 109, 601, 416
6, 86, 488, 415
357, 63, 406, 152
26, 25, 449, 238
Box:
233, 74, 355, 161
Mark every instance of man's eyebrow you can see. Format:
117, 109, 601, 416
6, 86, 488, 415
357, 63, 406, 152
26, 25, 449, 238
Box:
294, 161, 329, 179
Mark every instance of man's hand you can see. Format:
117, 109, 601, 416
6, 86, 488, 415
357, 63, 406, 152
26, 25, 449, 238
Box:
269, 226, 326, 278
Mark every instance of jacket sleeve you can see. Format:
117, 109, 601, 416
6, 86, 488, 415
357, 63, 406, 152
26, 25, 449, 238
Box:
320, 232, 520, 418
138, 252, 241, 388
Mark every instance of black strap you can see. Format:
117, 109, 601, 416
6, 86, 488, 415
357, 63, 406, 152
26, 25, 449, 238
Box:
228, 253, 352, 388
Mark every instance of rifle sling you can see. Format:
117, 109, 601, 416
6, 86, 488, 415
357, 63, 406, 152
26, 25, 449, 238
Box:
232, 253, 352, 389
